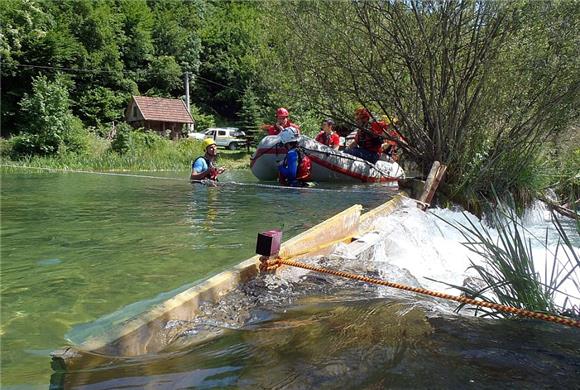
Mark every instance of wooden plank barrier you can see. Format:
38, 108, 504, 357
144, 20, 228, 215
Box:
51, 199, 403, 372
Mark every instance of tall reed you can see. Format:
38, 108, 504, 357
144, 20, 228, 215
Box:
437, 196, 579, 319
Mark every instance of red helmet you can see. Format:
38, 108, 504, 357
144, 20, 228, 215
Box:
276, 107, 289, 118
355, 107, 371, 121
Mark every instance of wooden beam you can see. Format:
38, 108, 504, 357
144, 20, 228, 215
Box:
418, 161, 447, 210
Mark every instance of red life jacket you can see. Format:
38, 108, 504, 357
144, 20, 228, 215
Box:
267, 121, 301, 136
296, 148, 311, 180
356, 123, 384, 154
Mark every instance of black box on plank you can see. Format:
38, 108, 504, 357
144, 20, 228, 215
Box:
256, 230, 282, 256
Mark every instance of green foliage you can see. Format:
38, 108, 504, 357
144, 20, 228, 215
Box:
16, 74, 87, 156
550, 147, 580, 207
77, 86, 128, 127
117, 0, 154, 71
196, 1, 269, 117
143, 55, 183, 95
189, 104, 215, 132
110, 124, 170, 155
110, 122, 134, 154
150, 0, 203, 73
238, 86, 261, 137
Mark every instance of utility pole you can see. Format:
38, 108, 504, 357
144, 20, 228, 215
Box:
184, 72, 190, 113
184, 72, 193, 132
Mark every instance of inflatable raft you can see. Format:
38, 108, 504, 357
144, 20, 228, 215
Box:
250, 135, 405, 183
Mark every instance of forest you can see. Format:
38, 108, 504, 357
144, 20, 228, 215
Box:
1, 0, 578, 209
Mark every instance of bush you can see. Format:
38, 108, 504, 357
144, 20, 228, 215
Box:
9, 134, 38, 157
0, 138, 12, 158
110, 123, 135, 154
112, 129, 167, 154
16, 74, 88, 157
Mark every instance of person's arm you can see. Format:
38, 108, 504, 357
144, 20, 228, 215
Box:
349, 131, 360, 149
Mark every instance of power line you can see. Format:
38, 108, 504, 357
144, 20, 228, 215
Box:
3, 62, 247, 95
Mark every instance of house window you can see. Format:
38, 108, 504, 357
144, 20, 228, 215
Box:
132, 106, 138, 118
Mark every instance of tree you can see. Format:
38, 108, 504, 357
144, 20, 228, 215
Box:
144, 55, 182, 95
77, 86, 128, 129
238, 86, 262, 140
16, 74, 85, 155
262, 0, 579, 206
195, 1, 269, 118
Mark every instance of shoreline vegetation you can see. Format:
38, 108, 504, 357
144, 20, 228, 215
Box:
436, 195, 580, 321
0, 130, 253, 173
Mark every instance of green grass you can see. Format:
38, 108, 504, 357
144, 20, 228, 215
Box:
1, 133, 254, 172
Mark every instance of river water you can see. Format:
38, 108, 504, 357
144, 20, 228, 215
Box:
1, 169, 578, 389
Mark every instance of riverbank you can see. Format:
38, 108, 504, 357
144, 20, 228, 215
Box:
1, 134, 253, 172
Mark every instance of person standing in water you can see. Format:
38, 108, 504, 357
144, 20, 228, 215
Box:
277, 129, 311, 187
190, 138, 226, 181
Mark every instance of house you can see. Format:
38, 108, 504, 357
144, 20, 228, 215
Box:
125, 96, 194, 139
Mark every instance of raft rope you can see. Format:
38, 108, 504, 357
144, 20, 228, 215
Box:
261, 256, 580, 329
1, 164, 398, 193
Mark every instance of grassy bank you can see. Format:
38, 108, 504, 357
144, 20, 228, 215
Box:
1, 132, 253, 172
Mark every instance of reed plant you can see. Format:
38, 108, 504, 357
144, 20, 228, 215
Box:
436, 195, 579, 320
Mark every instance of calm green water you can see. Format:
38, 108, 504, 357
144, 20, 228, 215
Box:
1, 169, 395, 388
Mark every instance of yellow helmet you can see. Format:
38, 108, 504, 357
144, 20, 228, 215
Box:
381, 115, 399, 125
202, 138, 216, 150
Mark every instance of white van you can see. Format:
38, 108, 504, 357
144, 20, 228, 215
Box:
189, 127, 246, 150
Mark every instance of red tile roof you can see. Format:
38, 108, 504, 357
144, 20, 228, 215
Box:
132, 96, 193, 123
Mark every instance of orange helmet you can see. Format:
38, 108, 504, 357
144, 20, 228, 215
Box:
276, 107, 289, 118
355, 107, 371, 121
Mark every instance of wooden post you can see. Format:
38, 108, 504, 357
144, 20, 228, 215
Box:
417, 161, 447, 210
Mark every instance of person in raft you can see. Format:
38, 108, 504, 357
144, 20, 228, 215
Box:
190, 138, 226, 181
315, 118, 340, 150
277, 128, 311, 187
380, 115, 406, 162
345, 107, 386, 164
265, 107, 301, 136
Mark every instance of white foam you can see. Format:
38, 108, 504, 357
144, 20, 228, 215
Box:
366, 202, 579, 310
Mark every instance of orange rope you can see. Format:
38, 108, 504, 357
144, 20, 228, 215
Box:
268, 257, 580, 329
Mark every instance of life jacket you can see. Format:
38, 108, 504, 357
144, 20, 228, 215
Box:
267, 122, 301, 136
357, 123, 384, 154
295, 147, 311, 180
382, 126, 405, 161
193, 156, 219, 180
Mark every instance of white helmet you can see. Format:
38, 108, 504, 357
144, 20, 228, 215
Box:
278, 127, 299, 144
